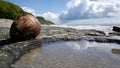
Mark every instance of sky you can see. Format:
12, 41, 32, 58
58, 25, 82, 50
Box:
7, 0, 120, 25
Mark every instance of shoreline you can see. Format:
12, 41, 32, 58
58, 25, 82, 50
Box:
0, 19, 120, 67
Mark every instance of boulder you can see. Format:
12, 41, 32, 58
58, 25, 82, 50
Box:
113, 26, 120, 32
10, 14, 41, 41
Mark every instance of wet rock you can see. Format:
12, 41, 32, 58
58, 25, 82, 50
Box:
80, 29, 105, 36
0, 39, 41, 68
113, 26, 120, 32
40, 26, 105, 37
109, 32, 120, 36
112, 49, 120, 54
10, 14, 41, 41
0, 27, 9, 39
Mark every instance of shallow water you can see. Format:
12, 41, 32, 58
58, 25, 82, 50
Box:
12, 40, 120, 68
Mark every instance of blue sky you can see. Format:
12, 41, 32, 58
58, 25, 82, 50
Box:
7, 0, 69, 14
7, 0, 120, 24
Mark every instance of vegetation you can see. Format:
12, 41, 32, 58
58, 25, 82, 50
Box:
0, 0, 54, 24
0, 0, 27, 19
36, 17, 54, 25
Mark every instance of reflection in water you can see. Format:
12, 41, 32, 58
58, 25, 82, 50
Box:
12, 40, 120, 68
66, 40, 96, 50
66, 40, 120, 51
112, 49, 120, 54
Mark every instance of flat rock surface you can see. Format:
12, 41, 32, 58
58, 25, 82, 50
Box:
0, 19, 13, 28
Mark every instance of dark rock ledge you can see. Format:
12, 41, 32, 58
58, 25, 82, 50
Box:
0, 25, 120, 68
113, 26, 120, 32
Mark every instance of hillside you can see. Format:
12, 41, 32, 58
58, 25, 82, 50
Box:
36, 17, 54, 25
0, 0, 26, 20
0, 0, 54, 24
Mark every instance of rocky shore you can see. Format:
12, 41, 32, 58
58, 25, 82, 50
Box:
0, 19, 120, 68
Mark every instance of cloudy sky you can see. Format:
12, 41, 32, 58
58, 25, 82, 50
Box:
8, 0, 120, 25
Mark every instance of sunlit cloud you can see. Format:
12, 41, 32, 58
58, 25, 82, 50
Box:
59, 0, 120, 20
41, 12, 60, 23
21, 0, 120, 24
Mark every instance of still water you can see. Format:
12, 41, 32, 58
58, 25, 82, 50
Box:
12, 40, 120, 68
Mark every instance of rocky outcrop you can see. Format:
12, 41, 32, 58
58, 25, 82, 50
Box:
109, 32, 120, 36
113, 26, 120, 32
110, 26, 120, 36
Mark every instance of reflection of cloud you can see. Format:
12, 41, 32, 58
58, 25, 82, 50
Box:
59, 0, 120, 20
66, 40, 95, 50
66, 40, 120, 52
22, 7, 37, 16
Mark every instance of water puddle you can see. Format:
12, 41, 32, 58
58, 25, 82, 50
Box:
12, 40, 120, 68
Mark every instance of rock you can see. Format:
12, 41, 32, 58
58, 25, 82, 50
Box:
109, 32, 120, 36
0, 39, 41, 68
112, 49, 120, 54
10, 14, 41, 41
113, 26, 120, 32
0, 19, 13, 28
40, 26, 105, 37
0, 27, 9, 39
81, 29, 105, 36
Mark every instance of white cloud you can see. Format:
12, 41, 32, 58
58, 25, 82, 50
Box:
59, 0, 120, 20
22, 7, 37, 16
21, 0, 120, 24
67, 0, 81, 8
22, 7, 59, 23
41, 12, 60, 23
22, 7, 60, 23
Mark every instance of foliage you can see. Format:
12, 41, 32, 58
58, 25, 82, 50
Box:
0, 0, 27, 20
36, 17, 54, 25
